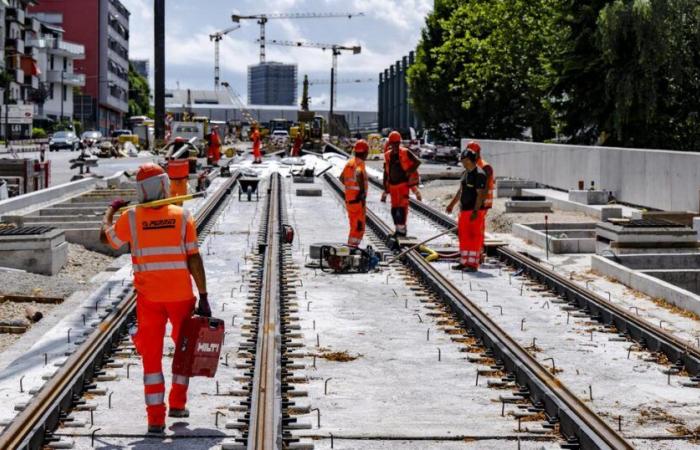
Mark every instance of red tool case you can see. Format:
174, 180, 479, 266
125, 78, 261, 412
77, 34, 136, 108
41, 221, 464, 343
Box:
173, 316, 225, 377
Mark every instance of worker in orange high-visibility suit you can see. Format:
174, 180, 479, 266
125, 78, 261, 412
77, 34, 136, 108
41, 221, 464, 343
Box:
291, 132, 303, 157
381, 131, 421, 237
99, 163, 211, 434
466, 140, 494, 261
167, 137, 190, 202
251, 124, 262, 164
446, 149, 487, 272
340, 140, 369, 247
207, 126, 222, 165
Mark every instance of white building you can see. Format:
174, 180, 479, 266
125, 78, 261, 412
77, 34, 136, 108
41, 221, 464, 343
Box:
28, 18, 86, 126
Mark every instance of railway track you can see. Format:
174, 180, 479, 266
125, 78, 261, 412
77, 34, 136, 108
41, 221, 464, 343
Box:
0, 174, 239, 450
325, 173, 630, 450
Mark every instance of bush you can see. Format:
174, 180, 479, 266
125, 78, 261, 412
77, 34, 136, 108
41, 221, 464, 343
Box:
32, 127, 47, 139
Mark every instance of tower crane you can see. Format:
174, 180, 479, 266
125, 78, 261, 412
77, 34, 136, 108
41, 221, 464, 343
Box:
231, 12, 364, 63
220, 81, 257, 126
261, 39, 361, 117
209, 24, 241, 90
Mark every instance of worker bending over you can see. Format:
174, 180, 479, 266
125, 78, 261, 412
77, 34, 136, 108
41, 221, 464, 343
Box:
207, 126, 222, 166
446, 149, 487, 272
467, 140, 494, 261
340, 140, 369, 247
381, 131, 421, 237
99, 163, 211, 434
251, 124, 262, 164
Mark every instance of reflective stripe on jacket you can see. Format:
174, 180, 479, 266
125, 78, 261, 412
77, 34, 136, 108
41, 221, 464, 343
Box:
383, 147, 420, 188
341, 157, 367, 202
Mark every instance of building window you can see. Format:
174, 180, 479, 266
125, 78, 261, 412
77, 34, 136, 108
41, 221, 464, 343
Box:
63, 58, 67, 71
48, 83, 54, 100
62, 85, 67, 102
50, 55, 54, 70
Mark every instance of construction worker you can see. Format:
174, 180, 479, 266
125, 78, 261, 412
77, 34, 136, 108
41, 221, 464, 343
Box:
340, 140, 369, 247
99, 163, 211, 434
166, 137, 190, 202
251, 123, 262, 164
446, 149, 487, 272
291, 132, 303, 157
207, 126, 222, 165
381, 131, 421, 236
466, 140, 494, 260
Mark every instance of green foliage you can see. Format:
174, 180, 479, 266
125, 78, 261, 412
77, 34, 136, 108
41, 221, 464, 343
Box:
410, 0, 700, 150
128, 63, 151, 118
32, 127, 47, 139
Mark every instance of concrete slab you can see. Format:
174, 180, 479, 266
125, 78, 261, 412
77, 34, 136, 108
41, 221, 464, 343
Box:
495, 178, 538, 198
512, 222, 596, 253
522, 188, 639, 219
504, 200, 552, 213
568, 190, 608, 205
0, 228, 68, 275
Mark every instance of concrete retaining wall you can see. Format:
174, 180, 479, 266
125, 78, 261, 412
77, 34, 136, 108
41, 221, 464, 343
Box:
0, 178, 97, 219
591, 255, 700, 316
477, 140, 700, 213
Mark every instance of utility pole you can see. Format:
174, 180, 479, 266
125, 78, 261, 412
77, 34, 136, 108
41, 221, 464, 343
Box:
154, 0, 165, 141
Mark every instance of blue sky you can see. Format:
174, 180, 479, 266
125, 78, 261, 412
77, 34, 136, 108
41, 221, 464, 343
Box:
122, 0, 433, 111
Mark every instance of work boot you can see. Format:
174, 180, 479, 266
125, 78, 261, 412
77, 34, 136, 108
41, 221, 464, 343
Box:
147, 424, 165, 434
452, 263, 477, 273
168, 408, 190, 418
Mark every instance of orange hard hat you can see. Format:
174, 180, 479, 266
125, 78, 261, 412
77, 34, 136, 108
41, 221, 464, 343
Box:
466, 140, 481, 153
136, 163, 166, 182
354, 139, 369, 154
174, 136, 186, 144
388, 131, 402, 144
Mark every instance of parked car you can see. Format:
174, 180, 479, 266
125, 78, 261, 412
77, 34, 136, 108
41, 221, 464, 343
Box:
81, 130, 104, 149
271, 130, 290, 148
111, 129, 132, 138
49, 131, 80, 151
420, 129, 459, 163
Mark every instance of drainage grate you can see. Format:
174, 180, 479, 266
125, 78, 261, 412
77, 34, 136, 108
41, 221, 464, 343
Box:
622, 219, 686, 228
0, 226, 56, 236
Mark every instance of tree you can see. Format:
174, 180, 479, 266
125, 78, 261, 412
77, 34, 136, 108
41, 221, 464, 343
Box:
128, 63, 152, 118
408, 0, 563, 141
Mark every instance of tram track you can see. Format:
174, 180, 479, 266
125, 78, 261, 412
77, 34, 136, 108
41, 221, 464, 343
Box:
0, 174, 240, 450
325, 172, 631, 450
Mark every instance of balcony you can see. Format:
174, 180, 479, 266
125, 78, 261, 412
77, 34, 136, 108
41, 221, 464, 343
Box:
6, 8, 26, 25
47, 71, 86, 87
26, 38, 85, 59
5, 38, 25, 54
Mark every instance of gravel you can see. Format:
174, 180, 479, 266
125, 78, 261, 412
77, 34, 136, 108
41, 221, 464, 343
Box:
0, 243, 116, 352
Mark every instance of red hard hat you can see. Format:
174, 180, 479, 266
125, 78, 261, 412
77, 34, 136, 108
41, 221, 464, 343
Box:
174, 136, 186, 143
466, 140, 481, 153
354, 139, 369, 154
388, 131, 402, 144
136, 163, 165, 182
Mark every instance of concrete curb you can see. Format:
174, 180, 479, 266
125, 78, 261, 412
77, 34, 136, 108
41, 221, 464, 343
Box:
0, 178, 98, 220
591, 255, 700, 316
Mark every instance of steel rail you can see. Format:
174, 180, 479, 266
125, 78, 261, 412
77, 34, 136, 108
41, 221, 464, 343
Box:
391, 180, 700, 377
246, 173, 283, 449
325, 173, 631, 450
0, 174, 240, 450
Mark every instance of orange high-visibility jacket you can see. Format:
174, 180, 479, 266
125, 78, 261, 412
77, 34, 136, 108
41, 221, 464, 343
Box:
105, 205, 199, 302
383, 147, 420, 190
341, 157, 368, 202
477, 157, 494, 209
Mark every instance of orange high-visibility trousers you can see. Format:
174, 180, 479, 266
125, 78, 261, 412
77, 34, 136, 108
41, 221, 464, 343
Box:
458, 210, 486, 269
169, 178, 188, 206
253, 142, 262, 162
133, 297, 195, 426
389, 182, 410, 235
346, 201, 366, 247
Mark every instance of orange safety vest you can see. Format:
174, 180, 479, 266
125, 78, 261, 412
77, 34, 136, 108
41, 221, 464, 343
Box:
477, 157, 494, 209
384, 148, 420, 187
341, 157, 367, 202
105, 205, 198, 302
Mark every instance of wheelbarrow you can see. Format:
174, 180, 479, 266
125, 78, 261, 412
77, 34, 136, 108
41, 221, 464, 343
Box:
238, 177, 260, 202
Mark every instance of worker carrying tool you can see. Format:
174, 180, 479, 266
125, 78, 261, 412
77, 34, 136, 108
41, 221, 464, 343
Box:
446, 149, 487, 272
381, 130, 421, 237
166, 137, 191, 201
99, 163, 211, 434
466, 140, 494, 261
207, 126, 222, 166
251, 123, 262, 164
340, 140, 369, 247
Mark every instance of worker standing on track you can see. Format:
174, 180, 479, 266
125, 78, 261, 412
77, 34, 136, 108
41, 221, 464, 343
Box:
381, 131, 421, 237
340, 140, 369, 247
99, 163, 211, 434
446, 149, 487, 272
207, 126, 222, 166
466, 140, 494, 261
251, 123, 262, 164
291, 132, 303, 157
166, 137, 190, 204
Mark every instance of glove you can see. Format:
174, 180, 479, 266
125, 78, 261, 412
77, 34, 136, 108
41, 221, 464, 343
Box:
110, 198, 130, 210
470, 210, 479, 221
414, 190, 423, 202
196, 293, 212, 317
380, 192, 388, 203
